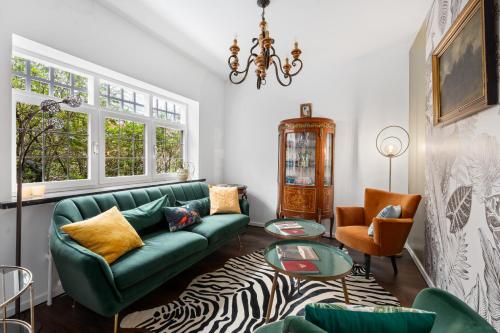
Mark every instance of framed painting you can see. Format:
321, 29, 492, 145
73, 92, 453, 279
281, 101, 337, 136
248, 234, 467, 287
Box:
432, 0, 497, 126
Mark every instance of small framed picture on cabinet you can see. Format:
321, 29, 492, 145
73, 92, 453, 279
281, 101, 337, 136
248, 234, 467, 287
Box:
300, 103, 312, 118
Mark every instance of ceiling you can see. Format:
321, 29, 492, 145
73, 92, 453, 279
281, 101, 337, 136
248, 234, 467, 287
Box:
99, 0, 434, 78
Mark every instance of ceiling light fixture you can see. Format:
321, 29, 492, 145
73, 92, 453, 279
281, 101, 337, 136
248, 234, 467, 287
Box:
228, 0, 303, 89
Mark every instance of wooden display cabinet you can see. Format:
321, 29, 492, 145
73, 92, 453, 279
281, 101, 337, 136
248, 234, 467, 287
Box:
277, 117, 335, 237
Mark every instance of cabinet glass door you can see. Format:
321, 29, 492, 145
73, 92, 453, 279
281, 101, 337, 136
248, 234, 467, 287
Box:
324, 133, 333, 185
285, 131, 316, 186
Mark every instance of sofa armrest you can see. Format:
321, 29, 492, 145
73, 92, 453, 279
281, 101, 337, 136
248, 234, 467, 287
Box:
239, 198, 250, 216
336, 206, 365, 227
372, 217, 413, 254
283, 316, 327, 333
50, 223, 123, 316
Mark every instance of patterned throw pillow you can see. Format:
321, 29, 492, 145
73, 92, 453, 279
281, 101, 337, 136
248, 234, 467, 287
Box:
176, 197, 210, 217
164, 202, 202, 232
368, 205, 402, 237
305, 303, 436, 333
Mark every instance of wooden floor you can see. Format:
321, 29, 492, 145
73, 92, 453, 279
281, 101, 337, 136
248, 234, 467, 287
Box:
28, 226, 427, 332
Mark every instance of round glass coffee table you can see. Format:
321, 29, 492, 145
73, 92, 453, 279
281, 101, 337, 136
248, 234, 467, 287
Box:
1, 266, 34, 333
265, 218, 326, 240
263, 240, 353, 323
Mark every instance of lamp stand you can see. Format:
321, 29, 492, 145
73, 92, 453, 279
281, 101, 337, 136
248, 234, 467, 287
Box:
388, 156, 392, 192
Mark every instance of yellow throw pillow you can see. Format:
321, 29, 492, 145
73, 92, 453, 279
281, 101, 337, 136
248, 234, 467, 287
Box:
61, 206, 144, 264
209, 186, 241, 215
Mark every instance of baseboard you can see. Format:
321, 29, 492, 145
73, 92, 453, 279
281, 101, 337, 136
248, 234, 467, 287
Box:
405, 244, 435, 288
249, 220, 266, 227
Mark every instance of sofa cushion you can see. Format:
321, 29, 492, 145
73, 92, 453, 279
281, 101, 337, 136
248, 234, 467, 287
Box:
122, 195, 169, 233
164, 204, 202, 232
305, 303, 436, 333
60, 207, 144, 264
187, 214, 249, 245
177, 197, 210, 217
111, 230, 208, 290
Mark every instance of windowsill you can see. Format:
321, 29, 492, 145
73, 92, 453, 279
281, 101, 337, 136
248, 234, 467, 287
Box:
0, 178, 206, 209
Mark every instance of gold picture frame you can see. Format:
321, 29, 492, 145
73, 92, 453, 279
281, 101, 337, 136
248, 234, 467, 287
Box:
432, 0, 497, 126
300, 103, 312, 118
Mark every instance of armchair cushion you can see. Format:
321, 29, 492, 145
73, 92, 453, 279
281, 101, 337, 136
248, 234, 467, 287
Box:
305, 303, 435, 333
335, 225, 381, 256
368, 205, 401, 237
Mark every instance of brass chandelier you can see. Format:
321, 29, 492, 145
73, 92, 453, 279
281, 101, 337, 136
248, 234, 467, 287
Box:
228, 0, 303, 89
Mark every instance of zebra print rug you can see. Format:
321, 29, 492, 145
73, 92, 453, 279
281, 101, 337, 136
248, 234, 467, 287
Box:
121, 251, 400, 333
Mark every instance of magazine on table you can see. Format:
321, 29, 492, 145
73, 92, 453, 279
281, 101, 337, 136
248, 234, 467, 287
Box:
275, 221, 304, 230
281, 260, 320, 274
276, 245, 319, 261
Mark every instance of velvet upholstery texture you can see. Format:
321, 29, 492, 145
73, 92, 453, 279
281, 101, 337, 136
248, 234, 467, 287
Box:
335, 188, 421, 257
50, 181, 250, 317
254, 288, 496, 333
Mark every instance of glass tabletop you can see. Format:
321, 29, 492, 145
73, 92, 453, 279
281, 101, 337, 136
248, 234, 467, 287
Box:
265, 218, 326, 239
264, 240, 353, 280
0, 266, 33, 308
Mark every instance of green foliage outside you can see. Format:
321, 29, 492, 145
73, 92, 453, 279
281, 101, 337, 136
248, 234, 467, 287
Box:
16, 102, 88, 183
156, 127, 183, 174
105, 118, 145, 177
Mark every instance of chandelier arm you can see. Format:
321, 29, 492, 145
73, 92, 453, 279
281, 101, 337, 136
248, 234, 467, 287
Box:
270, 60, 292, 87
268, 54, 289, 77
228, 38, 260, 84
289, 58, 304, 77
229, 53, 257, 84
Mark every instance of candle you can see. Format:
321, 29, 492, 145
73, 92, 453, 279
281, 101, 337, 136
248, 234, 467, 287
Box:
21, 186, 32, 199
31, 185, 46, 197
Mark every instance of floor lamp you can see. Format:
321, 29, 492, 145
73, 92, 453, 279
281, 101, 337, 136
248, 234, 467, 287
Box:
15, 96, 82, 316
376, 126, 410, 192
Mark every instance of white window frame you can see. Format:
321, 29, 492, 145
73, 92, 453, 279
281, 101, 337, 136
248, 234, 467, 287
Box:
11, 47, 192, 195
11, 90, 97, 192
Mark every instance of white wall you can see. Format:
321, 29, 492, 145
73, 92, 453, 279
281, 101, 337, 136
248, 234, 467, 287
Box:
0, 0, 225, 307
224, 39, 410, 225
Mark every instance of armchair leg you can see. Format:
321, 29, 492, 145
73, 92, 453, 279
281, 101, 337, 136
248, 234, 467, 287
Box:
390, 256, 398, 275
364, 254, 371, 279
339, 243, 344, 250
114, 313, 119, 333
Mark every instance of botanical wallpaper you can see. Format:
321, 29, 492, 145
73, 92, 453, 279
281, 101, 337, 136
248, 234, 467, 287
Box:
424, 0, 500, 330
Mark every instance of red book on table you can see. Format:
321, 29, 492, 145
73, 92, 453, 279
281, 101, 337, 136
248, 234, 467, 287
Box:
281, 260, 320, 273
281, 229, 305, 236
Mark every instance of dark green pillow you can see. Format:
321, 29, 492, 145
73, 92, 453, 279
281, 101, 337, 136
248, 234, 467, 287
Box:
122, 195, 169, 232
305, 303, 436, 333
176, 197, 210, 217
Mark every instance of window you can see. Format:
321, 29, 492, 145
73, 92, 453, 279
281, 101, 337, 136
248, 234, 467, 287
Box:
156, 127, 183, 174
16, 102, 89, 183
104, 118, 145, 177
99, 81, 146, 115
11, 56, 89, 103
152, 96, 184, 123
11, 48, 192, 192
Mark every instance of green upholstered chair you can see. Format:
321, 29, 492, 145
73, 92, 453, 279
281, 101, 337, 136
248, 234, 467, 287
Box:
49, 181, 249, 333
254, 288, 496, 333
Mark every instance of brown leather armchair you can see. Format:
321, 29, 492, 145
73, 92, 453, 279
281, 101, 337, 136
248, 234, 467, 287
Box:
335, 188, 421, 278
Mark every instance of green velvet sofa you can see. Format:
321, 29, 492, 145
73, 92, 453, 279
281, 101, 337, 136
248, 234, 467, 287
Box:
49, 181, 249, 319
255, 288, 496, 333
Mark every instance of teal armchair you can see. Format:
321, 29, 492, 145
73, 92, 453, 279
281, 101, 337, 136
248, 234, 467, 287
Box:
254, 288, 496, 333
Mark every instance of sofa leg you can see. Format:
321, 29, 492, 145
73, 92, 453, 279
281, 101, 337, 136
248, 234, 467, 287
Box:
114, 313, 119, 333
237, 234, 243, 251
364, 254, 371, 279
390, 256, 398, 275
